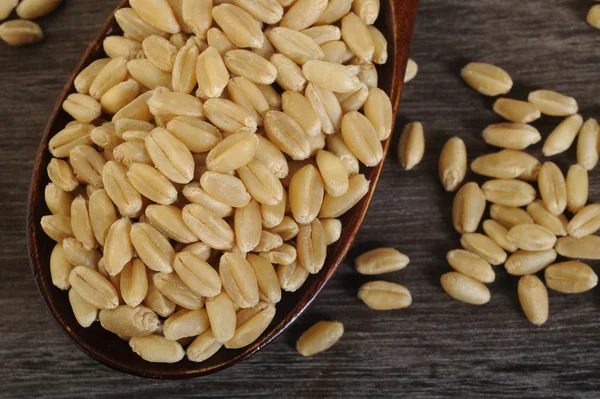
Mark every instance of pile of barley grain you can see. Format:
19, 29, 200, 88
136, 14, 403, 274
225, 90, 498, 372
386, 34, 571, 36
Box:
0, 0, 62, 46
40, 0, 394, 363
431, 62, 599, 325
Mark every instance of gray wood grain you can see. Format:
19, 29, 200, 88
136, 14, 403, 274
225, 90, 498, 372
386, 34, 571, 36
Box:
2, 0, 600, 397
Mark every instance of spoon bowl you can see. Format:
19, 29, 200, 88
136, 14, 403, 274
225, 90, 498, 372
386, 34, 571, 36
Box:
27, 0, 418, 379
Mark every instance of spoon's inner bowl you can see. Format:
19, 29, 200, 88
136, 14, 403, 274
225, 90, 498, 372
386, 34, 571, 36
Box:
28, 0, 411, 378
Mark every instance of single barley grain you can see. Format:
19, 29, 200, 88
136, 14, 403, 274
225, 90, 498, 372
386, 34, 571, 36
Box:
577, 118, 599, 170
144, 271, 177, 317
452, 182, 486, 234
282, 91, 321, 138
352, 0, 379, 24
507, 224, 556, 251
69, 288, 98, 327
545, 261, 598, 294
113, 91, 154, 121
277, 259, 309, 292
182, 182, 233, 218
398, 122, 425, 170
163, 308, 210, 341
460, 233, 507, 266
69, 266, 119, 309
269, 53, 308, 93
89, 57, 129, 100
279, 0, 328, 30
166, 116, 222, 152
0, 19, 43, 46
301, 25, 340, 45
296, 320, 343, 356
181, 203, 234, 250
129, 335, 185, 363
69, 146, 106, 187
289, 164, 324, 224
253, 230, 283, 252
355, 247, 409, 275
305, 83, 342, 135
526, 200, 568, 237
204, 98, 258, 134
228, 77, 270, 123
438, 137, 467, 192
296, 219, 327, 274
518, 275, 548, 326
232, 199, 262, 252
446, 249, 495, 283
101, 79, 141, 115
87, 189, 117, 246
0, 0, 17, 20
528, 90, 578, 117
70, 196, 96, 250
173, 251, 222, 297
171, 43, 199, 93
196, 46, 229, 98
566, 165, 588, 214
219, 252, 259, 309
319, 173, 369, 218
404, 58, 418, 83
316, 0, 353, 24
567, 204, 600, 238
49, 123, 95, 158
224, 301, 275, 349
153, 272, 205, 310
47, 159, 79, 193
145, 204, 199, 243
104, 36, 144, 60
504, 249, 557, 276
341, 12, 374, 63
259, 242, 297, 265
211, 4, 264, 49
100, 304, 159, 337
247, 253, 281, 304
321, 218, 342, 245
538, 161, 567, 215
182, 0, 212, 39
461, 62, 512, 96
50, 243, 72, 290
555, 235, 600, 260
62, 93, 102, 124
471, 150, 540, 180
482, 179, 536, 207
115, 8, 168, 43
440, 272, 490, 305
315, 150, 349, 198
102, 160, 143, 217
75, 59, 112, 95
130, 222, 175, 273
200, 171, 252, 208
482, 123, 541, 150
357, 61, 379, 88
147, 91, 205, 119
492, 98, 541, 123
186, 328, 222, 362
490, 204, 534, 228
41, 214, 73, 242
542, 114, 583, 156
303, 60, 362, 93
341, 111, 383, 167
268, 216, 299, 241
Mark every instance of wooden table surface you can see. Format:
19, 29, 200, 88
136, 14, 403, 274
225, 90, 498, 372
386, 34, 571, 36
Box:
2, 0, 600, 397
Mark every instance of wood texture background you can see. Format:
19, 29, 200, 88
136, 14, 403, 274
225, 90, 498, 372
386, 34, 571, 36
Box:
2, 0, 600, 397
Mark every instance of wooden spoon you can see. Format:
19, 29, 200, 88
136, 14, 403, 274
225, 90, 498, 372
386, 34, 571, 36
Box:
27, 0, 418, 379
